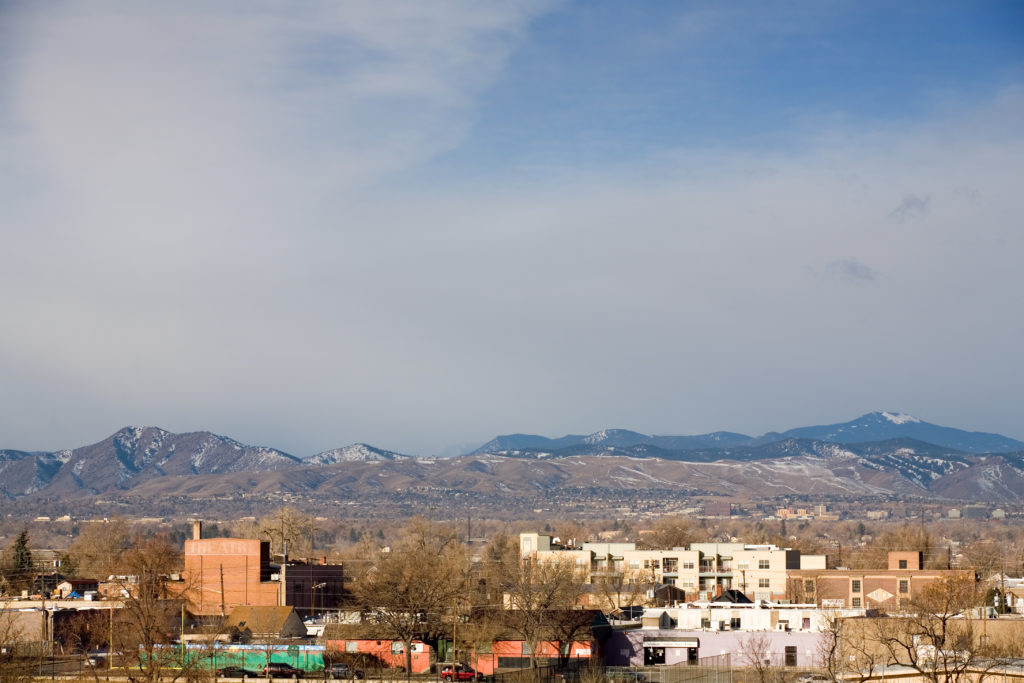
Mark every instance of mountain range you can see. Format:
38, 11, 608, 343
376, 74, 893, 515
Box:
2, 412, 1022, 514
471, 412, 1024, 455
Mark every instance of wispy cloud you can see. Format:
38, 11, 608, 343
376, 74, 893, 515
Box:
826, 259, 877, 282
889, 194, 931, 222
1, 2, 1022, 454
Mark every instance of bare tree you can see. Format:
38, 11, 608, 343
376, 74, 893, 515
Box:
0, 602, 34, 683
352, 520, 466, 679
644, 517, 696, 550
110, 535, 191, 683
67, 518, 132, 580
738, 633, 780, 683
493, 537, 588, 668
870, 574, 991, 683
590, 568, 650, 613
816, 613, 884, 683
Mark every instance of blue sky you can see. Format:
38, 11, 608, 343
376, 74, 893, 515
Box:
1, 1, 1022, 456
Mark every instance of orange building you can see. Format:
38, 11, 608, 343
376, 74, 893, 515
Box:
183, 522, 345, 617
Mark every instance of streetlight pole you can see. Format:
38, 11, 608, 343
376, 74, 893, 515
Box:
312, 583, 326, 620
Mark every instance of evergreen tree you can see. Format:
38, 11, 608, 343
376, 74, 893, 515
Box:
6, 529, 33, 591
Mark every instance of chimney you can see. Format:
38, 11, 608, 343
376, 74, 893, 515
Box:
193, 520, 202, 541
320, 556, 327, 566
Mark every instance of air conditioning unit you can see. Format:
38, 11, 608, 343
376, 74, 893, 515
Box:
271, 573, 281, 581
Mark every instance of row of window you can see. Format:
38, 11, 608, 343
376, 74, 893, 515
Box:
848, 579, 909, 593
625, 559, 771, 570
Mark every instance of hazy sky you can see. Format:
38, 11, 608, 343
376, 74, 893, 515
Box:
2, 1, 1022, 457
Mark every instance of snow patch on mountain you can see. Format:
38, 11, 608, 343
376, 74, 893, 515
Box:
882, 412, 921, 425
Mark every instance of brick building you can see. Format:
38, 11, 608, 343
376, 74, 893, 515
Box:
788, 551, 971, 610
183, 522, 346, 617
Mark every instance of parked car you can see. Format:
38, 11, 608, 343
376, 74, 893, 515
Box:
605, 672, 647, 683
796, 675, 831, 683
440, 665, 483, 682
217, 666, 260, 678
325, 663, 365, 679
262, 662, 306, 679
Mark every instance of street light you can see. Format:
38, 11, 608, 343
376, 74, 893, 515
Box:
312, 582, 327, 620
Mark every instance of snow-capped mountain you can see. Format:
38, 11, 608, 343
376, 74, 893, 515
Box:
0, 426, 300, 499
470, 413, 1023, 456
764, 411, 1024, 453
305, 443, 411, 464
2, 413, 1023, 511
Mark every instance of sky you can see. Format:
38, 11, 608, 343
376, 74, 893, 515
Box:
1, 1, 1022, 457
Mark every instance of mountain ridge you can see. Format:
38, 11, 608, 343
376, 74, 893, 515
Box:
470, 412, 1023, 456
2, 413, 1023, 511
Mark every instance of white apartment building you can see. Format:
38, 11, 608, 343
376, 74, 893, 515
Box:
520, 533, 826, 602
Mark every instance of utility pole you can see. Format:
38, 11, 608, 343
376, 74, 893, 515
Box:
219, 564, 226, 618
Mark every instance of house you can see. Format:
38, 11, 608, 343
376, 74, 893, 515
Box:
321, 624, 434, 673
223, 605, 307, 640
57, 578, 100, 598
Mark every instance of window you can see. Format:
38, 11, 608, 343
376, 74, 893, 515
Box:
522, 642, 531, 655
785, 646, 797, 667
628, 560, 641, 569
852, 598, 861, 608
392, 642, 404, 654
851, 579, 861, 593
682, 561, 695, 569
652, 560, 660, 569
346, 642, 358, 653
759, 578, 770, 588
804, 580, 815, 593
644, 560, 650, 569
730, 617, 741, 629
736, 562, 749, 570
701, 618, 711, 629
899, 559, 908, 569
899, 580, 909, 594
758, 559, 770, 569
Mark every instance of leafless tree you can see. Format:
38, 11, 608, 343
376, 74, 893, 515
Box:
110, 535, 193, 683
67, 518, 133, 580
643, 517, 697, 550
737, 633, 781, 683
869, 574, 997, 683
591, 567, 652, 614
816, 613, 884, 683
352, 520, 466, 679
0, 601, 34, 683
492, 536, 588, 668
